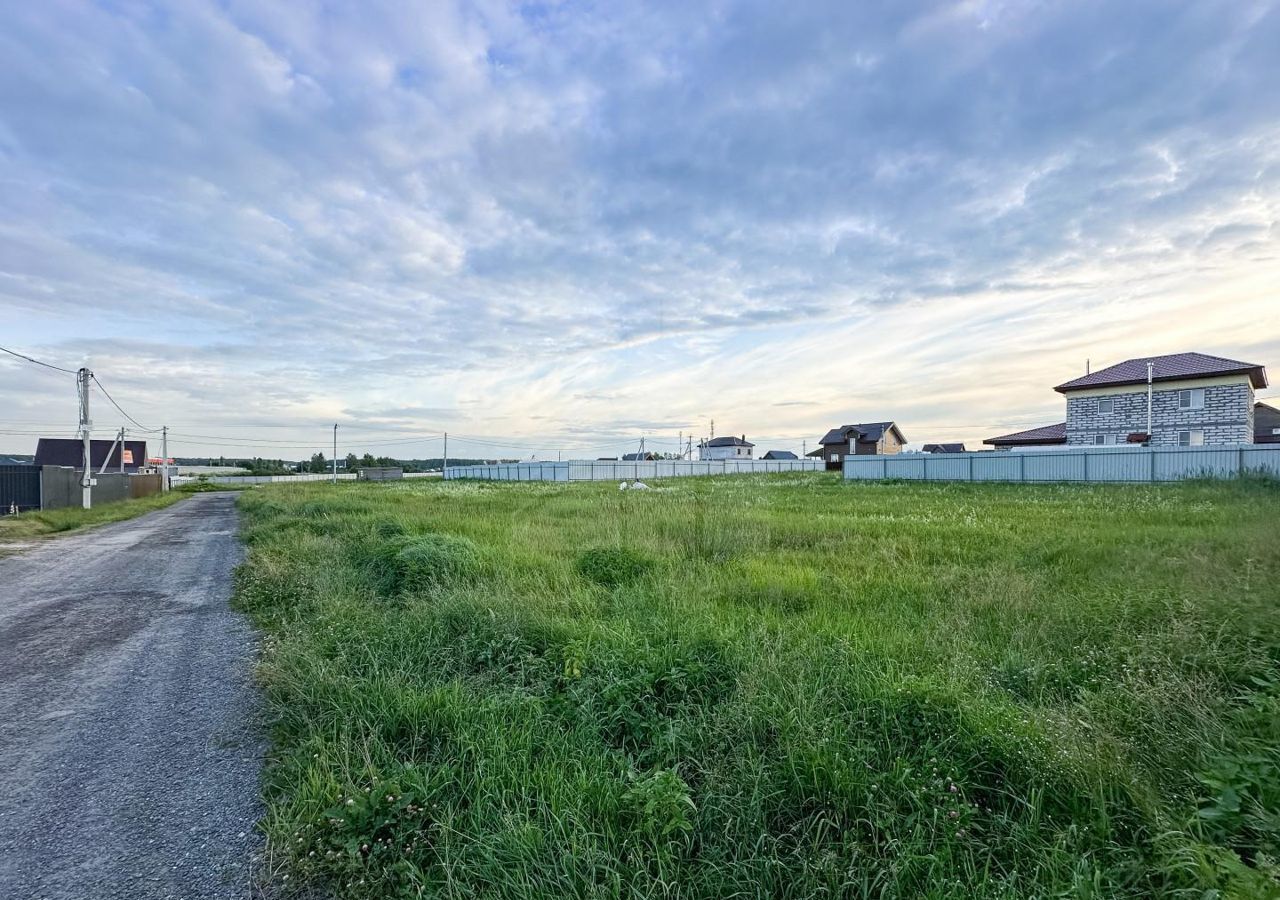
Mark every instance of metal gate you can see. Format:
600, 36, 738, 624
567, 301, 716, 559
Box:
0, 465, 41, 512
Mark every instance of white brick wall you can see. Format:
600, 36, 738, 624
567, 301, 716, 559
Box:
1066, 383, 1254, 446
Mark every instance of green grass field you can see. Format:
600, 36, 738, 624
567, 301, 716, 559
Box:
234, 474, 1280, 899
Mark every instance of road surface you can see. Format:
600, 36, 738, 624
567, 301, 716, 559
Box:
0, 492, 263, 899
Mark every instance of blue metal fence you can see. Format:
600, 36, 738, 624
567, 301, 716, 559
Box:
444, 458, 823, 482
843, 445, 1280, 483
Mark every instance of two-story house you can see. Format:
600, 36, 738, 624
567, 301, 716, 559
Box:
1055, 352, 1268, 447
809, 422, 906, 469
700, 435, 754, 460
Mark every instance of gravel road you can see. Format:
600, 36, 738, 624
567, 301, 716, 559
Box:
0, 492, 263, 899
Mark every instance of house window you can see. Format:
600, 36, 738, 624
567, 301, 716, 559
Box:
1178, 388, 1205, 409
831, 453, 841, 463
1177, 430, 1205, 446
1098, 398, 1114, 415
1093, 434, 1115, 445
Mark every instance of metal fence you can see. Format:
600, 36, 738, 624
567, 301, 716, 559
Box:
843, 445, 1280, 483
0, 466, 168, 512
0, 465, 41, 512
444, 458, 824, 482
169, 472, 359, 486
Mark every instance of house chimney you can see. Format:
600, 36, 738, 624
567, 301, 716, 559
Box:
741, 434, 745, 442
1086, 358, 1090, 375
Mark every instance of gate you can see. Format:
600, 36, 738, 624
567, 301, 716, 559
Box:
0, 465, 41, 512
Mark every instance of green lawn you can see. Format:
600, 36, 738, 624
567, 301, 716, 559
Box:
234, 475, 1280, 899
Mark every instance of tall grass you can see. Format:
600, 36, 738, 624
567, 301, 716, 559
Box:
234, 475, 1280, 898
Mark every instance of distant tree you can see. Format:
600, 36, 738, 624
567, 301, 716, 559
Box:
309, 452, 327, 473
344, 452, 358, 471
360, 452, 377, 467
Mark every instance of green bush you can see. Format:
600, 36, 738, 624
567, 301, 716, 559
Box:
576, 546, 652, 587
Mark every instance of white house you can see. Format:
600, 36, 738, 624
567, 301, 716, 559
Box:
701, 435, 754, 460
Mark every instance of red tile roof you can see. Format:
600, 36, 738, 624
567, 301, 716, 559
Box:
983, 422, 1067, 447
1054, 352, 1267, 393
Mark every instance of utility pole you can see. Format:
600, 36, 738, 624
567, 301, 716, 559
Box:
332, 424, 338, 484
443, 432, 448, 477
1152, 361, 1162, 442
77, 367, 93, 509
710, 418, 715, 440
803, 439, 807, 458
161, 425, 170, 491
119, 427, 126, 473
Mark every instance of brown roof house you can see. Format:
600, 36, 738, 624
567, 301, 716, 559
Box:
808, 422, 906, 469
984, 422, 1067, 449
986, 352, 1268, 450
1055, 352, 1267, 447
34, 437, 149, 472
1256, 402, 1280, 444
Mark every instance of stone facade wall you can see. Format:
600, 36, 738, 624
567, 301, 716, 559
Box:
1066, 383, 1254, 446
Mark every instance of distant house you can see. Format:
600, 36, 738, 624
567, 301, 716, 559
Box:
621, 452, 661, 461
1054, 352, 1267, 447
1256, 402, 1280, 444
923, 443, 965, 453
701, 436, 753, 460
809, 422, 905, 469
761, 450, 798, 460
34, 437, 149, 472
984, 423, 1067, 450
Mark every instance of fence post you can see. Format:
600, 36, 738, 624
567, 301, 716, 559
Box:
1019, 453, 1026, 483
1082, 450, 1088, 482
1238, 445, 1244, 477
1150, 448, 1156, 482
968, 454, 974, 482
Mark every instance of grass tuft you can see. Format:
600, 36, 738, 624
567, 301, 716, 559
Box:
576, 545, 652, 587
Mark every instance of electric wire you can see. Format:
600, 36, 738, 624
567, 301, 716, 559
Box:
90, 376, 161, 432
0, 344, 78, 375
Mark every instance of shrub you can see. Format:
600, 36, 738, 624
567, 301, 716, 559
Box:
576, 546, 652, 587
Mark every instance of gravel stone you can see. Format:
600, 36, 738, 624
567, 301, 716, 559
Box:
0, 492, 264, 899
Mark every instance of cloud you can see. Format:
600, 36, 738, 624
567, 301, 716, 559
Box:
0, 0, 1277, 458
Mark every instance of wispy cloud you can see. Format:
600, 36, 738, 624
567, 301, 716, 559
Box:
1, 0, 1277, 458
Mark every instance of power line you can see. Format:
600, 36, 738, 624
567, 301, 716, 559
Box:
0, 344, 78, 375
90, 375, 160, 433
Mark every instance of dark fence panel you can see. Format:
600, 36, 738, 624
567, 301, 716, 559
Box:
0, 465, 41, 512
129, 473, 163, 499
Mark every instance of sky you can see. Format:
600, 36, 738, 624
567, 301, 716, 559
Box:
2, 0, 1279, 461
